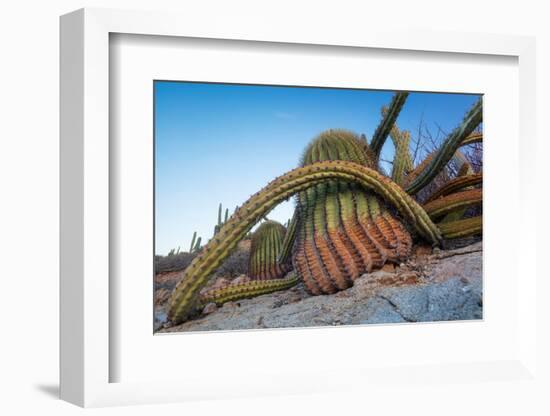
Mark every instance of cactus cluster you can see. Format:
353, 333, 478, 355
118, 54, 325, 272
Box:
165, 94, 483, 325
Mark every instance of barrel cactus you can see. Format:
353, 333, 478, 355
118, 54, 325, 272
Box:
248, 220, 292, 280
293, 129, 412, 294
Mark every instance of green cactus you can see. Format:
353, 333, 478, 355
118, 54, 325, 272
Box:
438, 216, 482, 239
194, 236, 202, 252
199, 274, 299, 307
405, 98, 482, 194
381, 105, 414, 186
370, 92, 409, 158
278, 211, 298, 265
423, 188, 482, 219
189, 231, 197, 253
425, 173, 482, 204
248, 220, 292, 280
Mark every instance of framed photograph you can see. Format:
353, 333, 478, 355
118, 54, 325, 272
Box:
60, 8, 538, 408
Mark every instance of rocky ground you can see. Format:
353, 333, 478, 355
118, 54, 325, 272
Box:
155, 241, 482, 333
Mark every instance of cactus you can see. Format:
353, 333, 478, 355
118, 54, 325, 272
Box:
462, 132, 483, 146
438, 216, 482, 239
199, 274, 299, 307
248, 220, 292, 280
405, 98, 482, 194
423, 188, 482, 219
167, 157, 441, 324
425, 173, 482, 203
278, 211, 298, 265
370, 92, 409, 158
189, 231, 197, 253
381, 106, 414, 186
194, 236, 202, 252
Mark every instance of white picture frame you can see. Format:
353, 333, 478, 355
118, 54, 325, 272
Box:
60, 7, 538, 408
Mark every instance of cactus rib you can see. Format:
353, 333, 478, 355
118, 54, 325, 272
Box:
168, 160, 442, 324
370, 92, 410, 158
405, 98, 482, 194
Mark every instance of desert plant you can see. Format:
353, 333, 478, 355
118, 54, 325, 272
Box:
248, 220, 292, 280
189, 231, 197, 252
199, 274, 299, 307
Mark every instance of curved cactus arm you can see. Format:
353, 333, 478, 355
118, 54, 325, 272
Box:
461, 132, 483, 146
370, 92, 409, 158
198, 274, 299, 308
425, 173, 482, 203
278, 209, 298, 265
405, 98, 482, 195
168, 160, 442, 324
438, 216, 482, 239
423, 188, 482, 219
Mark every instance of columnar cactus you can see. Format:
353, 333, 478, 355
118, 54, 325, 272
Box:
405, 99, 482, 194
370, 92, 409, 158
248, 220, 292, 280
438, 216, 482, 239
199, 274, 299, 307
423, 188, 482, 219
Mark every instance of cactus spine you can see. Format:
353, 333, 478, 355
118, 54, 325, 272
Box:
248, 220, 292, 280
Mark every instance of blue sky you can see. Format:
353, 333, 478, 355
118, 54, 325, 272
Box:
155, 81, 480, 255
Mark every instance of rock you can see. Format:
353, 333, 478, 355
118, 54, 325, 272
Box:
160, 242, 483, 333
202, 303, 217, 315
414, 244, 433, 257
231, 275, 250, 285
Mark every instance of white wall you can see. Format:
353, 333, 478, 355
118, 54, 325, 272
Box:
1, 1, 548, 414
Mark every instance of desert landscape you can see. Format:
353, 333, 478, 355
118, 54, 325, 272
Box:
154, 89, 483, 333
